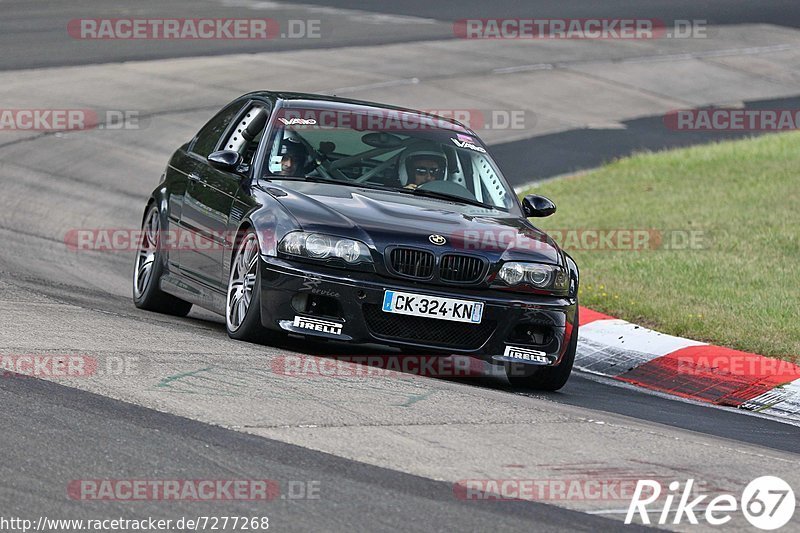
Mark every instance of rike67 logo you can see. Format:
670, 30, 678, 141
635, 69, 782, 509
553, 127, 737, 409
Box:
626, 476, 795, 529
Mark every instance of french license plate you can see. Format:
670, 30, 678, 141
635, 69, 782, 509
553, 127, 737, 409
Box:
382, 290, 484, 324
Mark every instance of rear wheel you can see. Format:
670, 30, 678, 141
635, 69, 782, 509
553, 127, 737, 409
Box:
132, 204, 192, 316
226, 230, 273, 343
505, 310, 578, 391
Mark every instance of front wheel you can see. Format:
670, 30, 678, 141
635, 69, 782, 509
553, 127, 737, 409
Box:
505, 309, 579, 391
132, 204, 192, 317
226, 230, 274, 344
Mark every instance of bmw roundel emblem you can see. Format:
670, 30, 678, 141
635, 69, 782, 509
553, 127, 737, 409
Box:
429, 234, 446, 246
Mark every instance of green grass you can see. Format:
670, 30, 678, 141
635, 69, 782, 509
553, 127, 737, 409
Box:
521, 132, 799, 359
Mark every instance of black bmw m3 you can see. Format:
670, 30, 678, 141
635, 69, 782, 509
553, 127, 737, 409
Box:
133, 91, 580, 390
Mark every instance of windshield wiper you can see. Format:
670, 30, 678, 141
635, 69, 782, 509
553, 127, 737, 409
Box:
268, 175, 391, 191
395, 187, 494, 209
267, 176, 497, 209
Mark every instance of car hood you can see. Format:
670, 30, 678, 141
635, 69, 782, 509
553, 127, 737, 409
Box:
264, 181, 563, 265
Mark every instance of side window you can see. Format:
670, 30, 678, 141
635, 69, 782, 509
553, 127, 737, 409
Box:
221, 104, 270, 165
190, 101, 245, 158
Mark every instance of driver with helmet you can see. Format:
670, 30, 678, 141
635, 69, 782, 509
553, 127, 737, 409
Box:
398, 142, 447, 189
277, 138, 309, 176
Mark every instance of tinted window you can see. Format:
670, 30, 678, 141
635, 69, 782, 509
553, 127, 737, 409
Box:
190, 101, 245, 157
261, 107, 516, 211
221, 104, 270, 165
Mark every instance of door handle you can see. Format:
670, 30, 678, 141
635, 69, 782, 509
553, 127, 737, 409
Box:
188, 173, 201, 182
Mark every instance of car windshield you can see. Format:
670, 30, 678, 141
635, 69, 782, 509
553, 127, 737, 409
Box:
261, 105, 517, 211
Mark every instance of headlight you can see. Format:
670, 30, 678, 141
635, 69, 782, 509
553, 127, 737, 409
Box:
334, 239, 365, 263
496, 262, 569, 293
278, 232, 372, 264
500, 262, 525, 285
305, 234, 333, 258
280, 232, 306, 255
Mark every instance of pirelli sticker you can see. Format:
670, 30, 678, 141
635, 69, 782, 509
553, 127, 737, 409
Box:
503, 346, 550, 364
293, 316, 343, 336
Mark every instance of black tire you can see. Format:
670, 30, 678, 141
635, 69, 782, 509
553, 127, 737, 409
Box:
132, 204, 192, 317
225, 229, 275, 344
505, 309, 578, 391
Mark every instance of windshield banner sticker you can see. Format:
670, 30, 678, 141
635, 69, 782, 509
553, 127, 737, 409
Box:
451, 137, 487, 153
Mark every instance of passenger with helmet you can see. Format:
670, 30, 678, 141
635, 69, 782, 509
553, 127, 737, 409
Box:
398, 142, 447, 189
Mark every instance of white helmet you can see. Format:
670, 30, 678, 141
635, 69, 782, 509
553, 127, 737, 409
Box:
397, 141, 447, 185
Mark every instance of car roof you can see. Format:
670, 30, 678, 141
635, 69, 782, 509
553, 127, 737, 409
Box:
239, 90, 471, 132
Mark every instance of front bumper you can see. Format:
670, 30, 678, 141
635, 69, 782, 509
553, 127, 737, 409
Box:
259, 256, 578, 365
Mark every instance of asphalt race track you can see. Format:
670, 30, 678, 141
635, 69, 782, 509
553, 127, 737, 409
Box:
1, 2, 799, 531
2, 375, 640, 532
5, 0, 800, 70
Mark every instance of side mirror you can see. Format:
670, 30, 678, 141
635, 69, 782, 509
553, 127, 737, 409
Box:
522, 194, 556, 218
208, 150, 247, 174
